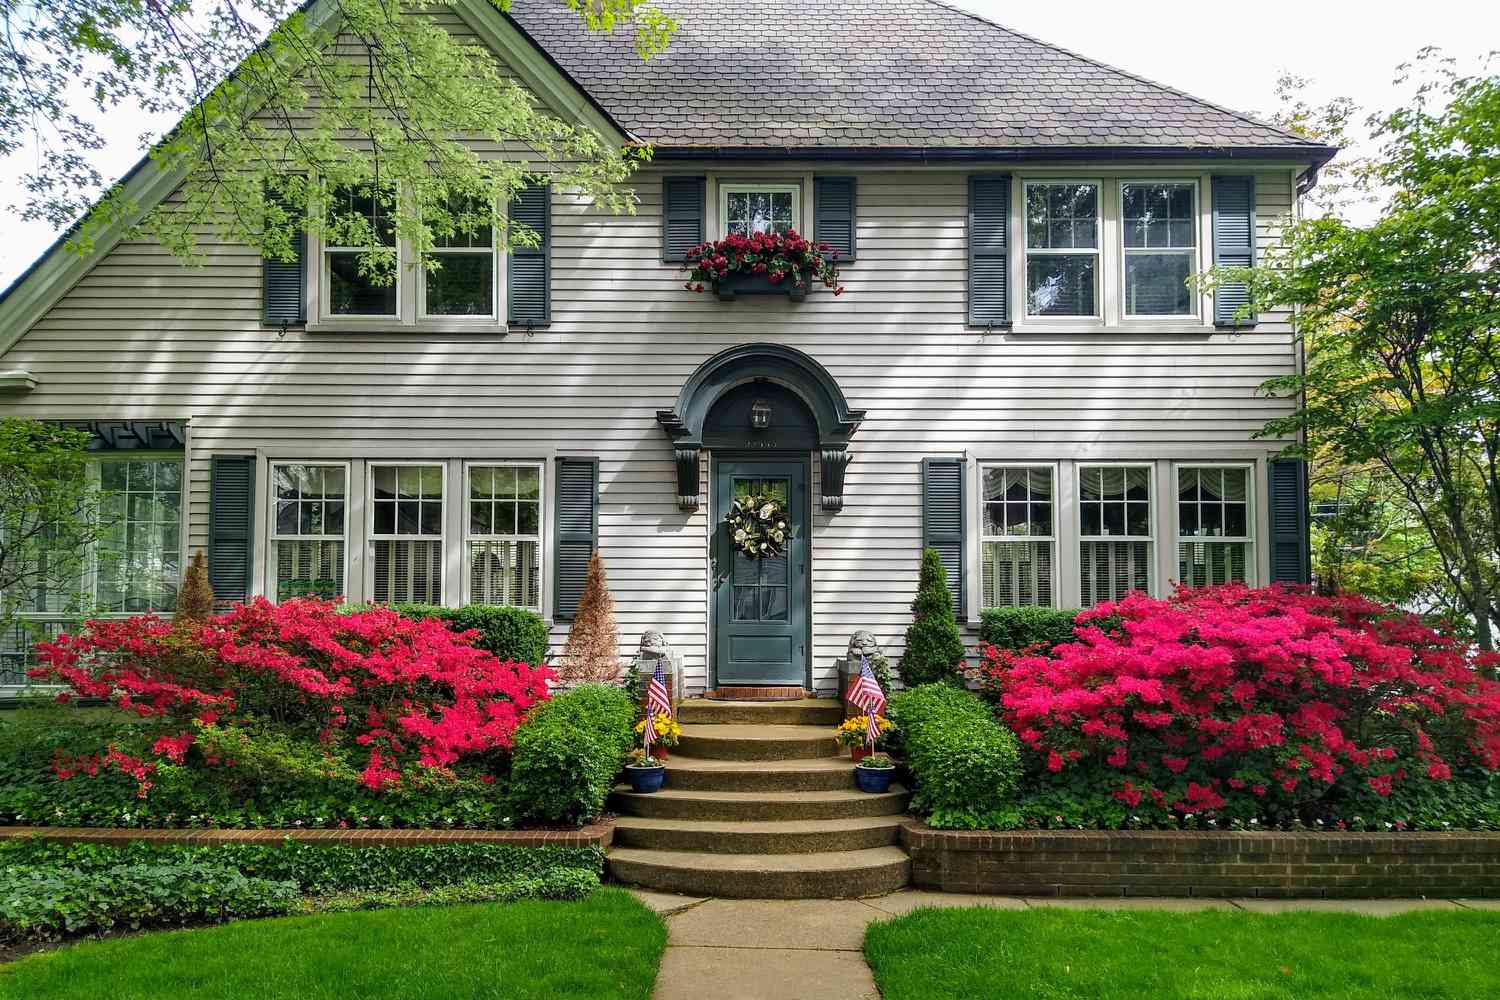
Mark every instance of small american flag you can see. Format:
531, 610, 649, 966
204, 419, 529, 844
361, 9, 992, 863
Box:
647, 665, 673, 720
846, 657, 886, 752
642, 707, 657, 752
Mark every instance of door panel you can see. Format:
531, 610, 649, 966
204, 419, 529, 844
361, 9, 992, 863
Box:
713, 460, 808, 686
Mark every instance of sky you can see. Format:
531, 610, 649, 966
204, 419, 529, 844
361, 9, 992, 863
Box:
1, 0, 1497, 287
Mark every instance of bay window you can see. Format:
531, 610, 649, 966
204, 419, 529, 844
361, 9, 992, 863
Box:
1078, 463, 1153, 607
466, 463, 543, 610
722, 184, 799, 236
980, 465, 1056, 608
270, 462, 348, 601
1122, 182, 1197, 317
1176, 465, 1253, 586
369, 463, 444, 605
1024, 181, 1099, 317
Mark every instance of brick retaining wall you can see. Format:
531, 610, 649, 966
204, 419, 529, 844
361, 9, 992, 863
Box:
900, 821, 1500, 898
0, 825, 612, 849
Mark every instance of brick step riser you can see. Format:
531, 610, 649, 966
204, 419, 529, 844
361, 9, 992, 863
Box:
677, 705, 844, 726
609, 791, 910, 822
662, 768, 858, 793
676, 733, 840, 762
612, 824, 901, 854
607, 856, 912, 899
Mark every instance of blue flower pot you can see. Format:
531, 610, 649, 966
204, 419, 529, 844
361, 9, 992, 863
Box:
854, 766, 895, 793
627, 765, 666, 794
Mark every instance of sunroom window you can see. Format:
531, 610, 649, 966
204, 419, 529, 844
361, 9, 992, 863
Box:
1176, 465, 1252, 587
369, 464, 444, 605
722, 185, 798, 236
1078, 464, 1153, 607
1024, 182, 1099, 317
1122, 182, 1197, 316
424, 196, 495, 317
270, 463, 348, 601
466, 464, 542, 610
323, 183, 398, 317
980, 466, 1055, 608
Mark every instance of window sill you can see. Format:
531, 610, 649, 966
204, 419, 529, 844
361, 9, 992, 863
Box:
304, 320, 508, 335
1007, 322, 1220, 336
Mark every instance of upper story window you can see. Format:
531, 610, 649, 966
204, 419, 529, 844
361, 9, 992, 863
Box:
980, 465, 1056, 609
1176, 464, 1253, 587
722, 184, 799, 236
323, 184, 398, 317
1024, 182, 1100, 318
1078, 463, 1153, 607
423, 196, 496, 318
1122, 182, 1198, 317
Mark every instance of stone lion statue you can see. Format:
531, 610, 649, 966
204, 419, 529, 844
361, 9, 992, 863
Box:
639, 629, 670, 656
846, 631, 882, 660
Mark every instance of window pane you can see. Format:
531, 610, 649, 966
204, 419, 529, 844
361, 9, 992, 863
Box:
1178, 541, 1248, 587
275, 539, 346, 600
517, 501, 539, 535
982, 540, 1055, 608
1125, 252, 1193, 316
467, 539, 540, 610
1122, 183, 1194, 250
470, 501, 493, 535
328, 252, 397, 316
517, 467, 540, 501
93, 459, 182, 613
1026, 254, 1096, 316
1027, 183, 1098, 249
426, 254, 493, 316
1080, 540, 1152, 607
372, 539, 442, 604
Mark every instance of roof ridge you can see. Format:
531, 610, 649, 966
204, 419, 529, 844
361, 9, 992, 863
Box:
917, 0, 1317, 147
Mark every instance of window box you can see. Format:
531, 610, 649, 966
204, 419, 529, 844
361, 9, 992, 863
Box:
714, 269, 809, 302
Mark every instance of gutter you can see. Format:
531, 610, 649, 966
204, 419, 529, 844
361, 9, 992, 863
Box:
647, 144, 1340, 168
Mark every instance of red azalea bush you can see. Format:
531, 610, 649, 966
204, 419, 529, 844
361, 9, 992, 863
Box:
30, 598, 554, 797
682, 229, 844, 295
966, 584, 1500, 828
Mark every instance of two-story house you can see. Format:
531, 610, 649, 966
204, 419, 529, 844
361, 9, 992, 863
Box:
0, 0, 1332, 695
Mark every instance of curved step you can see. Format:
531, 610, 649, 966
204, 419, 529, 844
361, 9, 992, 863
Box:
607, 846, 912, 899
677, 698, 844, 726
610, 786, 909, 822
676, 723, 840, 761
662, 754, 858, 792
613, 815, 904, 854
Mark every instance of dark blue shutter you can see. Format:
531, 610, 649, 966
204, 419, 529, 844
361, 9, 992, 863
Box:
508, 183, 550, 325
813, 176, 856, 260
553, 457, 599, 621
1212, 175, 1257, 326
1268, 458, 1310, 584
662, 176, 705, 262
921, 458, 965, 619
208, 455, 256, 606
968, 174, 1011, 327
262, 232, 305, 325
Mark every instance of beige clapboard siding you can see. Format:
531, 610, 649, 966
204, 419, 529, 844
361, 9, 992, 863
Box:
0, 103, 1300, 696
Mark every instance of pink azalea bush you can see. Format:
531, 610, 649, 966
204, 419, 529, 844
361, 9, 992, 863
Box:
965, 585, 1500, 829
31, 598, 553, 799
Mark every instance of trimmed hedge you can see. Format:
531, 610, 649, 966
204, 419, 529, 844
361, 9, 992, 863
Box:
390, 603, 550, 666
978, 606, 1081, 653
889, 683, 1022, 830
509, 684, 636, 826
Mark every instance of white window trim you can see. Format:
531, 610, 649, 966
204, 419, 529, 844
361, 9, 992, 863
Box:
978, 462, 1061, 609
1021, 178, 1104, 323
1119, 179, 1202, 322
266, 460, 352, 603
1075, 461, 1156, 606
718, 182, 802, 237
462, 460, 546, 610
1171, 461, 1257, 587
365, 461, 448, 606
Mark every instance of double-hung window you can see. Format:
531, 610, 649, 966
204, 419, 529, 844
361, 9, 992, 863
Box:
466, 464, 543, 610
323, 183, 398, 317
1122, 182, 1197, 317
1176, 465, 1253, 586
722, 184, 799, 236
980, 465, 1056, 608
369, 464, 444, 605
1078, 464, 1153, 607
1024, 181, 1100, 317
423, 197, 495, 317
270, 463, 348, 601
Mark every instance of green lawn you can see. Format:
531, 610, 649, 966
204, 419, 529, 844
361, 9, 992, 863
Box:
864, 907, 1500, 999
0, 889, 665, 1000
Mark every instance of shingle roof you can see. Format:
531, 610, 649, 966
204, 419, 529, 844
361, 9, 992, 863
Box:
507, 0, 1325, 155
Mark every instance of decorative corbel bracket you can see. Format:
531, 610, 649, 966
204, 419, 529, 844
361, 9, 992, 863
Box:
820, 449, 852, 512
673, 447, 702, 512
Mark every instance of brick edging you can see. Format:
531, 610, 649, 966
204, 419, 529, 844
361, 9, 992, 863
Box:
900, 820, 1500, 898
0, 824, 614, 849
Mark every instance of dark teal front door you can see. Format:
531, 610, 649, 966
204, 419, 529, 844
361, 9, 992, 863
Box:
713, 459, 808, 686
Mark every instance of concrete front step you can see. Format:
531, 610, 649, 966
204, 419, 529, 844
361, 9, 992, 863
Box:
610, 786, 909, 822
608, 846, 912, 899
662, 754, 859, 792
677, 697, 844, 727
613, 815, 904, 854
676, 723, 840, 761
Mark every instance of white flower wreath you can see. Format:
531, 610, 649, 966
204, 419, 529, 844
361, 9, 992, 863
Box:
726, 492, 789, 559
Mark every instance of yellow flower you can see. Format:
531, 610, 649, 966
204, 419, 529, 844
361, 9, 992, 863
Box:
833, 714, 894, 747
634, 712, 681, 747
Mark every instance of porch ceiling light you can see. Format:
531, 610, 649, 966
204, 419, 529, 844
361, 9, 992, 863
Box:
750, 398, 772, 430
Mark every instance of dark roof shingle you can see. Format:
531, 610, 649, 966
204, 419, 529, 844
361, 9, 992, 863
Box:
508, 0, 1325, 154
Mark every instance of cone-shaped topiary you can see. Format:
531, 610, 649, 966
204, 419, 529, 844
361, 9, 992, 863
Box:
899, 548, 967, 687
173, 550, 215, 626
560, 551, 620, 683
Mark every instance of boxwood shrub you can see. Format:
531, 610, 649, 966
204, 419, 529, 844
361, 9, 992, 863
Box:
888, 683, 1021, 830
390, 603, 550, 666
978, 606, 1081, 653
509, 684, 636, 825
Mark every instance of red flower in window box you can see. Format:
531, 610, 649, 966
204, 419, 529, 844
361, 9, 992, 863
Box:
681, 228, 844, 298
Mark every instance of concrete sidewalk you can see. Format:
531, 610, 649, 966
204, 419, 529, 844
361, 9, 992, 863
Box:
631, 890, 1498, 1000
